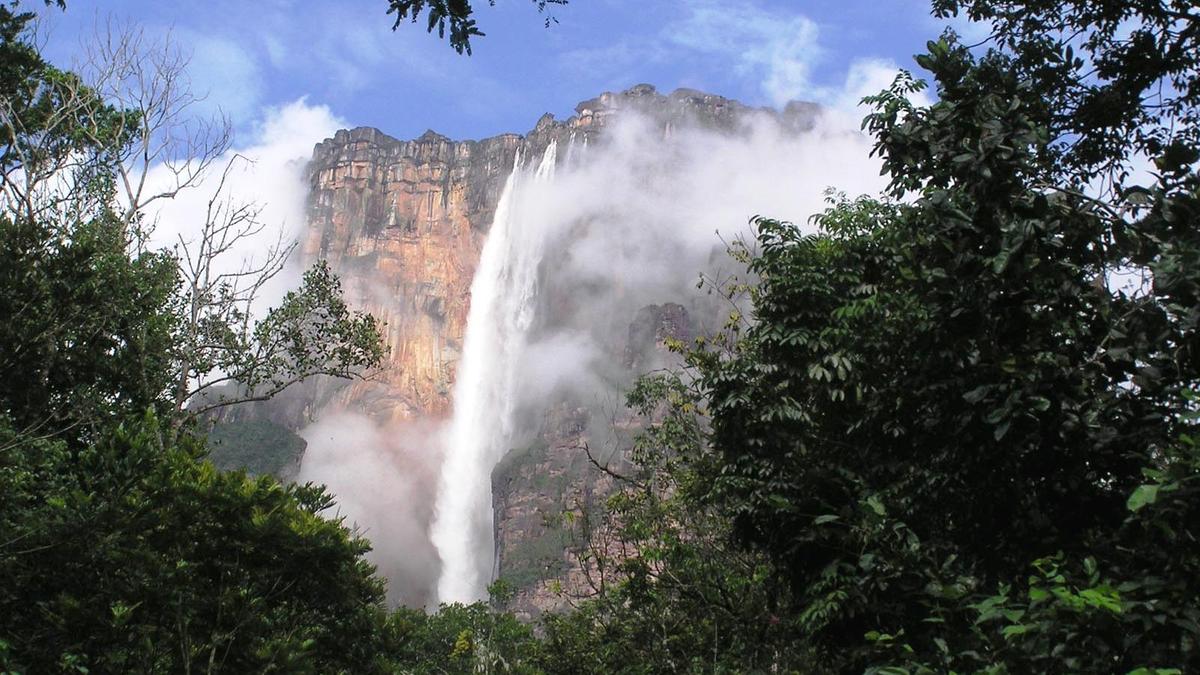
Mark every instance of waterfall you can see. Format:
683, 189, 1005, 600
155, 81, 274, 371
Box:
430, 141, 558, 604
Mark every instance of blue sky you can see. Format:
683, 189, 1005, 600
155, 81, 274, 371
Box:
40, 0, 982, 142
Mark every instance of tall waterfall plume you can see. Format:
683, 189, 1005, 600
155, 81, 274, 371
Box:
430, 141, 558, 604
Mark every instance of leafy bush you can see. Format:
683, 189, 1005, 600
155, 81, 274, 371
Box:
0, 414, 393, 673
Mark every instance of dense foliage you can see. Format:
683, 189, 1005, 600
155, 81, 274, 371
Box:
659, 5, 1199, 672
0, 3, 395, 671
0, 414, 393, 672
386, 600, 546, 673
0, 210, 178, 439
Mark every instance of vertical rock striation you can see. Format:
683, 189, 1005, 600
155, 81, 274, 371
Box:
302, 127, 521, 422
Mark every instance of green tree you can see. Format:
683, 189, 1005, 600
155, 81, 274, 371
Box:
931, 0, 1200, 184
671, 3, 1199, 670
385, 599, 544, 673
0, 3, 180, 441
0, 210, 179, 439
1, 8, 397, 672
0, 413, 394, 673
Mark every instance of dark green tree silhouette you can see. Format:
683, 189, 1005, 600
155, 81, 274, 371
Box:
385, 0, 568, 54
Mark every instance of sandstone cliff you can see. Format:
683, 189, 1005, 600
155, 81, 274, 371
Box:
276, 85, 815, 615
302, 127, 520, 422
300, 85, 800, 426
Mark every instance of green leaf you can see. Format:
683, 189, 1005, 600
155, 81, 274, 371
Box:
993, 420, 1012, 441
1126, 484, 1159, 512
1001, 624, 1030, 640
963, 385, 990, 403
1079, 586, 1122, 614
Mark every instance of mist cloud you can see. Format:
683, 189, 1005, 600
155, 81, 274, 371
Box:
301, 98, 892, 606
520, 107, 888, 365
298, 413, 445, 608
143, 98, 344, 317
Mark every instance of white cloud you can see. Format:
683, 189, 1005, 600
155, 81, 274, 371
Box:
143, 98, 346, 316
668, 0, 822, 107
663, 0, 931, 115
817, 57, 935, 122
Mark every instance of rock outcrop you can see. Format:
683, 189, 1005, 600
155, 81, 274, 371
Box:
282, 85, 817, 614
491, 302, 694, 620
624, 302, 693, 372
302, 127, 521, 422
301, 85, 801, 424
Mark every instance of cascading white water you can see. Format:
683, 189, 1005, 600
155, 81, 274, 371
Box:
430, 141, 558, 604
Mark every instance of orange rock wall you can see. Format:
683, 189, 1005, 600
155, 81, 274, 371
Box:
302, 85, 786, 424
304, 128, 521, 422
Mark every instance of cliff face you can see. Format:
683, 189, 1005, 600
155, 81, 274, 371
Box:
491, 303, 694, 620
302, 128, 520, 422
302, 85, 803, 424
296, 85, 814, 614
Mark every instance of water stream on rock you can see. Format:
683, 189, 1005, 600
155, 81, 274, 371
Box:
430, 141, 558, 604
